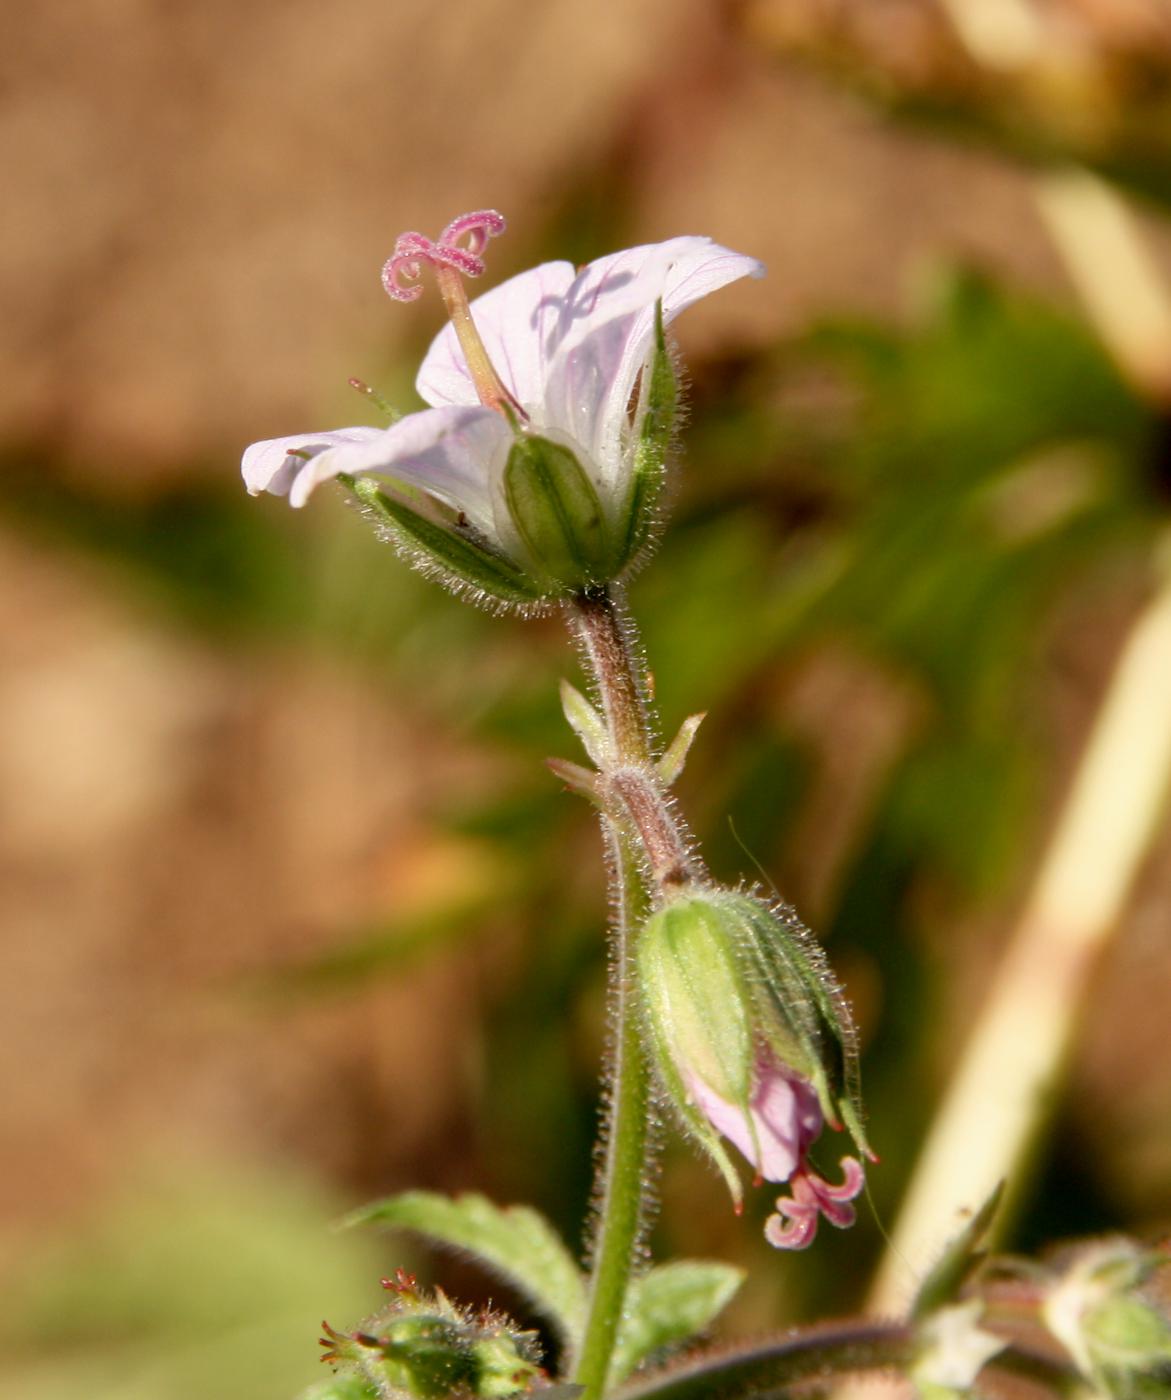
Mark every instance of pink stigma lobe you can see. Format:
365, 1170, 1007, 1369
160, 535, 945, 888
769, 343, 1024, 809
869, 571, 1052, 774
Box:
380, 210, 507, 304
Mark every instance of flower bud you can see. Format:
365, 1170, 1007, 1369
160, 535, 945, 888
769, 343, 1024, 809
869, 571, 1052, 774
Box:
1043, 1240, 1171, 1393
318, 1273, 544, 1399
636, 887, 872, 1248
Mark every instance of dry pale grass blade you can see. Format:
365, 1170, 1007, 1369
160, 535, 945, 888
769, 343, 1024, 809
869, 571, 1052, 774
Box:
868, 543, 1171, 1311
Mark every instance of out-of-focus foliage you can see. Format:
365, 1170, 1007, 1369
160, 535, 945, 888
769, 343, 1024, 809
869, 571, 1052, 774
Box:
0, 1169, 387, 1400
743, 0, 1171, 211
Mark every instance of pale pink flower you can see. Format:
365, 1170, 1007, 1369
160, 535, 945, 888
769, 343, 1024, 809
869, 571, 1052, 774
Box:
242, 213, 763, 551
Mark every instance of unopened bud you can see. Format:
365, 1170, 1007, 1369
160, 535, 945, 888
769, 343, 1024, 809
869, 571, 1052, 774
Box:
316, 1277, 544, 1400
636, 887, 872, 1248
1043, 1240, 1171, 1392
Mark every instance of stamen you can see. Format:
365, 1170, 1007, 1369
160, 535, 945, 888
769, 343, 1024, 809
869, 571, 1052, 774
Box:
348, 376, 399, 420
379, 210, 524, 418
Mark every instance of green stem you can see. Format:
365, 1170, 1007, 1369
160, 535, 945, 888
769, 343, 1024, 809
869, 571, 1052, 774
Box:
575, 821, 654, 1399
567, 587, 653, 767
566, 587, 660, 1400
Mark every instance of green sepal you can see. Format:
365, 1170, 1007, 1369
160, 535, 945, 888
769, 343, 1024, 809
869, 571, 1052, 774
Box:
341, 475, 547, 607
638, 898, 755, 1111
620, 299, 676, 562
636, 887, 872, 1191
377, 1313, 478, 1397
911, 1184, 1004, 1321
636, 897, 757, 1207
730, 892, 873, 1161
503, 434, 617, 590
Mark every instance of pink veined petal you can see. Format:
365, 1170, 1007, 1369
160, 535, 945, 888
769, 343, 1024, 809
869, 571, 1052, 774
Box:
541, 237, 765, 484
416, 260, 578, 411
242, 427, 384, 498
285, 405, 513, 532
753, 1064, 825, 1179
685, 1062, 811, 1184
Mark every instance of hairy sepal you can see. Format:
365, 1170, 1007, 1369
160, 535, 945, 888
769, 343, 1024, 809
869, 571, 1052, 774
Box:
619, 300, 676, 566
343, 475, 548, 611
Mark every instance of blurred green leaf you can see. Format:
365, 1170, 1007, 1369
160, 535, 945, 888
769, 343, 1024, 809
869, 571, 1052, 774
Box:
344, 1192, 586, 1354
609, 1261, 745, 1385
2, 1167, 383, 1400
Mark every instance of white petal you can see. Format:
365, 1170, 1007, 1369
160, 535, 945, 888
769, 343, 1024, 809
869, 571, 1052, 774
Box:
242, 427, 383, 498
416, 260, 577, 410
290, 405, 513, 533
543, 237, 765, 482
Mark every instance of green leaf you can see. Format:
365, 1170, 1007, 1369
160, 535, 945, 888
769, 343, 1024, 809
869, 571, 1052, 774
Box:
344, 1192, 586, 1354
609, 1261, 744, 1384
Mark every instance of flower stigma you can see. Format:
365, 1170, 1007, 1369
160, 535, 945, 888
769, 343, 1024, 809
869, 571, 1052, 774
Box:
381, 210, 526, 420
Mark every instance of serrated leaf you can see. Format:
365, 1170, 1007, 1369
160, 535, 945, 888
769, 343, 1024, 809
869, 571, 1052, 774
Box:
344, 1191, 587, 1353
608, 1260, 745, 1384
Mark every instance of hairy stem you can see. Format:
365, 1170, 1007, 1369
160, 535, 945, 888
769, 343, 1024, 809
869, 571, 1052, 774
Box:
574, 820, 655, 1399
568, 587, 654, 767
614, 1320, 916, 1400
613, 1318, 1077, 1400
566, 586, 671, 1400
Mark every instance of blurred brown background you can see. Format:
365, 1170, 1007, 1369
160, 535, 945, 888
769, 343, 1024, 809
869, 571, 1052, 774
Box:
4, 2, 1171, 1396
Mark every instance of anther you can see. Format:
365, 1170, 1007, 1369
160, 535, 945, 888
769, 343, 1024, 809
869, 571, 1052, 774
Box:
348, 376, 399, 420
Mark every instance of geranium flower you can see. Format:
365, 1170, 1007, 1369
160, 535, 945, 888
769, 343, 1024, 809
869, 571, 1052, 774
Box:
242, 211, 763, 604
